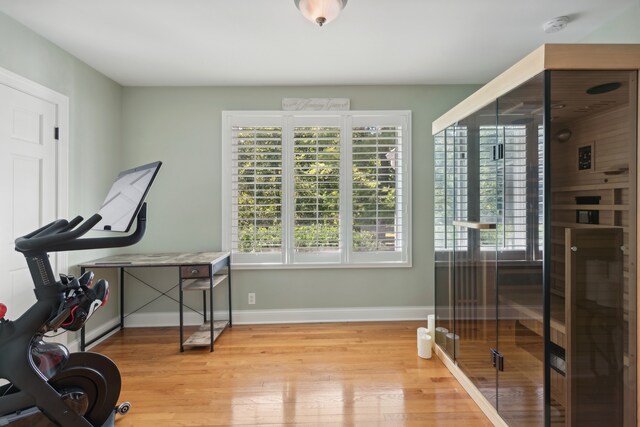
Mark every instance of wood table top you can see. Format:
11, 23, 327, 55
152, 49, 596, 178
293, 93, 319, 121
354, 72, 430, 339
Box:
78, 251, 230, 268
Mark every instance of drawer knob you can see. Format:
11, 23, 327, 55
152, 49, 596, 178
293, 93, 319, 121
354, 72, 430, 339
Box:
191, 269, 199, 274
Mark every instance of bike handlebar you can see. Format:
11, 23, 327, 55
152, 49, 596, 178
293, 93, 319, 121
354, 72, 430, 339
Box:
15, 204, 147, 253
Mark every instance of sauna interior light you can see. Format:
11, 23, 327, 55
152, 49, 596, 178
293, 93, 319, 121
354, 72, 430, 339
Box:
294, 0, 348, 27
586, 82, 622, 95
555, 129, 572, 143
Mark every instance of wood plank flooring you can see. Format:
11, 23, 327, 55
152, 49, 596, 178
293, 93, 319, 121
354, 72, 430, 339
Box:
92, 321, 492, 426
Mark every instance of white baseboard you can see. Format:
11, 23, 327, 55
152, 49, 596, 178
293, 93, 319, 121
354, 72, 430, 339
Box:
122, 311, 206, 327
88, 306, 432, 329
229, 306, 431, 325
71, 307, 432, 349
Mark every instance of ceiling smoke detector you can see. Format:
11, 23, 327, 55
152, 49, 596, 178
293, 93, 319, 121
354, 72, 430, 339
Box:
543, 16, 570, 34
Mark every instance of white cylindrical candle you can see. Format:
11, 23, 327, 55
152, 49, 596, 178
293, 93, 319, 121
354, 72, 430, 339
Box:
417, 327, 428, 349
418, 333, 432, 359
427, 314, 435, 332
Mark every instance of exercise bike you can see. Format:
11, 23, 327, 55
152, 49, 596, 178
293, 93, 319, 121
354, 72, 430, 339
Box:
0, 161, 161, 426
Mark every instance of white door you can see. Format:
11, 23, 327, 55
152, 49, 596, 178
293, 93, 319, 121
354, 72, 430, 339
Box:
0, 83, 57, 320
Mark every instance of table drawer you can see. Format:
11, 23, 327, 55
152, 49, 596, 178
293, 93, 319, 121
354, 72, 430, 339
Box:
180, 265, 210, 279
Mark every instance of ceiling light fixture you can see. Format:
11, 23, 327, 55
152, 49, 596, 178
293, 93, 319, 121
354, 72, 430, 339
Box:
543, 16, 570, 34
294, 0, 348, 27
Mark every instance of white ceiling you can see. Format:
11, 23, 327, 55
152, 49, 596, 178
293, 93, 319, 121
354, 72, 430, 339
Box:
0, 0, 636, 86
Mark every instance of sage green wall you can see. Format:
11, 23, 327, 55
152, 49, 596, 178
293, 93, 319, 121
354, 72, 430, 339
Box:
0, 12, 123, 333
581, 1, 640, 43
121, 85, 478, 313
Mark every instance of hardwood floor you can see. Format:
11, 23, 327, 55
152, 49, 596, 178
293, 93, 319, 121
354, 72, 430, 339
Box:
92, 321, 492, 426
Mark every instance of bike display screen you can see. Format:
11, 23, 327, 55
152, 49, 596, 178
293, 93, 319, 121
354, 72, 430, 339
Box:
92, 161, 162, 232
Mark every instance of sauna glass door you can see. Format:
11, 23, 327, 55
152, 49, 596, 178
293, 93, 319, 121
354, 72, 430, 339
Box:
434, 126, 457, 356
548, 70, 637, 426
495, 73, 545, 426
452, 101, 499, 408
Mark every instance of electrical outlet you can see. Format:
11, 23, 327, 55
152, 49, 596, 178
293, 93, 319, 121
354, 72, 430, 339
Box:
248, 292, 256, 305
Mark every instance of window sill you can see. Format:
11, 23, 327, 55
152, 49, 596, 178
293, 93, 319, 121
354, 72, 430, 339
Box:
231, 261, 412, 270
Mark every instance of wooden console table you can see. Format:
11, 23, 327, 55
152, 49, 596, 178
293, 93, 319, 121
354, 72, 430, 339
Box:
78, 252, 231, 352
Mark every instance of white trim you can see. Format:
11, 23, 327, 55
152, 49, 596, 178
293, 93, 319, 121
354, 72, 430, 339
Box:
221, 112, 232, 254
342, 115, 353, 264
283, 115, 294, 264
231, 306, 429, 324
0, 67, 68, 106
73, 307, 431, 350
0, 67, 69, 276
55, 94, 70, 277
0, 66, 69, 342
123, 311, 205, 328
123, 306, 431, 327
230, 260, 412, 269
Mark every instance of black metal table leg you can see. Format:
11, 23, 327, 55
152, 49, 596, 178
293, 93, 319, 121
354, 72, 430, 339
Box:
203, 291, 207, 323
227, 256, 232, 327
209, 266, 214, 352
120, 267, 125, 329
179, 270, 184, 352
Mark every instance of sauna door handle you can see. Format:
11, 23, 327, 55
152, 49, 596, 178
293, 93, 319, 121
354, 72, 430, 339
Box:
452, 220, 497, 230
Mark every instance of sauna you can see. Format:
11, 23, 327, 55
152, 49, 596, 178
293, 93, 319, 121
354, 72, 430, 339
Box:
432, 44, 640, 426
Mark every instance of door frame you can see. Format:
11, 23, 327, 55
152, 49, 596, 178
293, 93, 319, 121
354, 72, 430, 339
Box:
0, 66, 69, 278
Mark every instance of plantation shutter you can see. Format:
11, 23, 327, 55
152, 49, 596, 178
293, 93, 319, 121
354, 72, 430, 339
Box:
223, 111, 411, 267
351, 114, 409, 263
229, 119, 284, 264
434, 132, 447, 251
292, 117, 342, 263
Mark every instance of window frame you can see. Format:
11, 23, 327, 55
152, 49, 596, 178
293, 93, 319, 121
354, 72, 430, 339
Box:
222, 110, 412, 269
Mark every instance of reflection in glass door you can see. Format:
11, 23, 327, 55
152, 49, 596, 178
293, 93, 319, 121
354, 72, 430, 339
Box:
495, 73, 545, 426
452, 101, 499, 408
434, 126, 456, 360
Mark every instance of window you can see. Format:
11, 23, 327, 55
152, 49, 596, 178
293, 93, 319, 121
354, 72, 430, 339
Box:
293, 122, 341, 263
223, 111, 411, 268
230, 122, 283, 264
